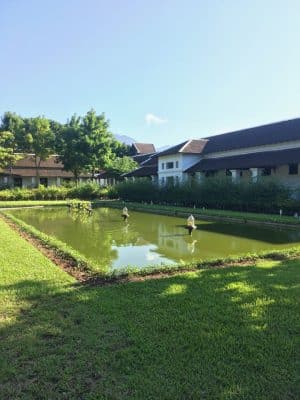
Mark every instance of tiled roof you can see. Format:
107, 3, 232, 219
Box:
2, 154, 91, 178
10, 154, 64, 168
181, 139, 208, 153
132, 143, 156, 154
132, 153, 156, 165
140, 154, 158, 167
123, 154, 158, 177
5, 168, 73, 177
185, 147, 300, 172
203, 118, 300, 154
158, 139, 208, 156
123, 165, 158, 178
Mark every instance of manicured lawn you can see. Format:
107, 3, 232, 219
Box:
0, 217, 299, 399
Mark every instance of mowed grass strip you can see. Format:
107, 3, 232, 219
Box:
0, 217, 299, 399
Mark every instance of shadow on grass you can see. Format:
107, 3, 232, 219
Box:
0, 261, 299, 399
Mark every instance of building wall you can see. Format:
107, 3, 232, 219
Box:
198, 165, 300, 189
0, 175, 81, 188
21, 177, 61, 188
275, 165, 300, 189
158, 153, 202, 184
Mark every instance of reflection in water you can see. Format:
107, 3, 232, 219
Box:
187, 239, 197, 254
9, 207, 300, 271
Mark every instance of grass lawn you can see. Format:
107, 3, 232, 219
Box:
0, 217, 299, 399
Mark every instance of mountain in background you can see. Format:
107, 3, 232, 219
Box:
114, 134, 136, 145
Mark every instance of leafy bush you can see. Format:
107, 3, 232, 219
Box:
0, 183, 109, 201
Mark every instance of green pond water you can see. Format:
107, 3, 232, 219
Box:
9, 207, 300, 272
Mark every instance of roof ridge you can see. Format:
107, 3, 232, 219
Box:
179, 139, 192, 153
204, 117, 300, 140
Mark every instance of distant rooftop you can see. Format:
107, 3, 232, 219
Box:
158, 139, 208, 156
132, 143, 156, 154
203, 118, 300, 154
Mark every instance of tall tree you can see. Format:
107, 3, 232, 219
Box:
26, 117, 55, 187
0, 112, 27, 151
49, 119, 64, 154
0, 131, 22, 186
58, 122, 89, 184
0, 131, 20, 169
81, 109, 114, 176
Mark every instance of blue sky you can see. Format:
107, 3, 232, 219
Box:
1, 0, 300, 147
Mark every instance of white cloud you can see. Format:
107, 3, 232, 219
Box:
145, 113, 168, 125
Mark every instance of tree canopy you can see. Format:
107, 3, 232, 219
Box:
106, 156, 138, 176
0, 131, 21, 170
0, 110, 136, 183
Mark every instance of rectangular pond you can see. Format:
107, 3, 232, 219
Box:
8, 206, 300, 273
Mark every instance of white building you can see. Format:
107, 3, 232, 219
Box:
125, 118, 300, 189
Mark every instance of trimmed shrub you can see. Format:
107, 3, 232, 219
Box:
0, 183, 109, 201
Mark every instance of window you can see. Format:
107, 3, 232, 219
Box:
40, 177, 48, 187
262, 167, 271, 176
226, 169, 232, 176
166, 162, 174, 169
161, 163, 165, 170
175, 161, 179, 168
289, 163, 298, 175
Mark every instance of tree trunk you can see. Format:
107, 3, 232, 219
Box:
74, 171, 79, 186
35, 156, 41, 188
9, 165, 13, 188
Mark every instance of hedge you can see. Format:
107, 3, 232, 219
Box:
107, 177, 300, 215
0, 183, 109, 201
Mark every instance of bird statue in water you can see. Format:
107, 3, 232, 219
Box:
122, 207, 129, 221
187, 214, 197, 235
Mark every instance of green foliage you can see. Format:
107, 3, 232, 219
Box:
110, 178, 156, 202
58, 123, 89, 182
1, 110, 132, 182
0, 183, 109, 201
0, 111, 27, 151
0, 131, 21, 169
106, 156, 138, 175
68, 183, 103, 199
81, 109, 113, 173
25, 117, 55, 161
111, 177, 297, 214
58, 110, 121, 180
110, 139, 132, 157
